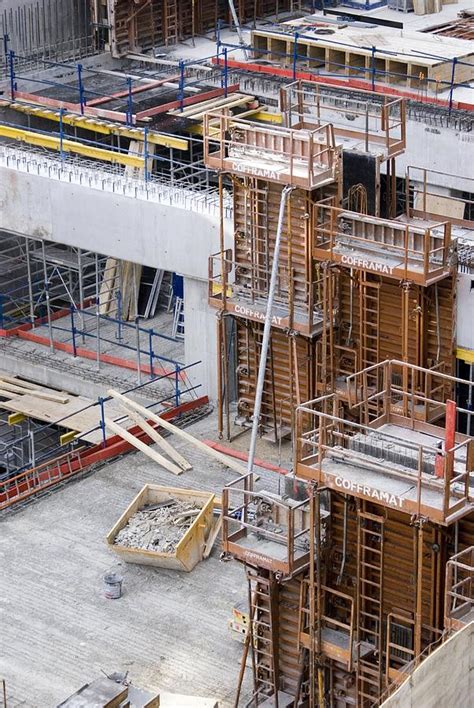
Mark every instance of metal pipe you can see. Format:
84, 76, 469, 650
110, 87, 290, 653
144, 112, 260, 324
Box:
336, 496, 348, 585
468, 364, 474, 435
96, 305, 101, 370
247, 185, 293, 475
135, 316, 142, 385
227, 0, 249, 60
25, 236, 35, 328
435, 283, 441, 362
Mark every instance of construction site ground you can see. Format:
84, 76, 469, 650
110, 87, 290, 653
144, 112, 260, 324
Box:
0, 411, 293, 707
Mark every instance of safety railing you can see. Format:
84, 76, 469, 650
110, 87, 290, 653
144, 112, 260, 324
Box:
406, 166, 474, 227
281, 80, 406, 159
208, 249, 333, 336
0, 367, 203, 509
219, 27, 474, 111
346, 359, 450, 423
295, 361, 474, 523
313, 201, 452, 285
222, 472, 310, 577
203, 110, 341, 190
299, 580, 356, 671
445, 546, 474, 631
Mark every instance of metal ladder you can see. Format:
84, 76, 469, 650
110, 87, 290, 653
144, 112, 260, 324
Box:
356, 509, 385, 707
251, 185, 270, 298
247, 570, 280, 704
172, 296, 184, 340
163, 0, 178, 44
359, 277, 381, 419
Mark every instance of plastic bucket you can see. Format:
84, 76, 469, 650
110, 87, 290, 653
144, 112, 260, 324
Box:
104, 571, 123, 599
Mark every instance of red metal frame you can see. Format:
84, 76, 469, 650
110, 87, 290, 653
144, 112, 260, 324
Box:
0, 395, 209, 510
212, 58, 473, 113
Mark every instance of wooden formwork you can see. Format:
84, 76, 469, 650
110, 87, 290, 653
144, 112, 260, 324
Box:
104, 0, 295, 56
251, 27, 474, 90
234, 321, 315, 436
298, 494, 474, 706
320, 272, 455, 387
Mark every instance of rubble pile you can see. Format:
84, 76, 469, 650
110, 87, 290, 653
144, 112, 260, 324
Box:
114, 499, 201, 553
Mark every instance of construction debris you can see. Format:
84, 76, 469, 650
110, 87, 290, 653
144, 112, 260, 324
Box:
107, 484, 216, 571
114, 500, 200, 553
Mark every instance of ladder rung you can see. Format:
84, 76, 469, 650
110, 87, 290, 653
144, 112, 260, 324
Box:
360, 561, 381, 571
359, 578, 382, 588
360, 544, 382, 554
360, 527, 382, 537
359, 512, 385, 523
256, 649, 274, 658
360, 610, 380, 621
361, 595, 381, 604
359, 662, 381, 677
253, 619, 271, 628
361, 627, 379, 637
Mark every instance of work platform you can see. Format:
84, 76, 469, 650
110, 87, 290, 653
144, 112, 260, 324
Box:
313, 203, 452, 285
203, 112, 341, 190
296, 360, 474, 524
222, 473, 311, 576
208, 250, 333, 336
281, 81, 406, 162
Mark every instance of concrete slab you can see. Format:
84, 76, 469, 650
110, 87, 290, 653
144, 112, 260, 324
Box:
0, 414, 279, 707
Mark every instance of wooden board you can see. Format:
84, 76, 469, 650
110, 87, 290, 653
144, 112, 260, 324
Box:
0, 392, 127, 444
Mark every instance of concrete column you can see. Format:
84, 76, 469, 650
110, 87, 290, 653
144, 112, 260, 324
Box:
183, 276, 218, 401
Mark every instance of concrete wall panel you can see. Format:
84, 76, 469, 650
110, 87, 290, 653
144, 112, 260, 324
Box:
381, 622, 473, 707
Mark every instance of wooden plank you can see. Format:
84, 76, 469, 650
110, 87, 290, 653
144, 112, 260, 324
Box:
107, 389, 247, 475
99, 257, 118, 315
0, 380, 69, 403
203, 516, 223, 559
0, 392, 125, 443
120, 406, 192, 471
110, 391, 192, 470
104, 417, 182, 475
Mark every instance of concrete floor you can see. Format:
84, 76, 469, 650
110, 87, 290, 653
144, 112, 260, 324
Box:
0, 413, 292, 707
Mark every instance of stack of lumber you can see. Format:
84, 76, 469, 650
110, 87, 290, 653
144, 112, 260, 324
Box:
0, 375, 70, 404
168, 92, 256, 120
0, 374, 127, 445
99, 258, 142, 321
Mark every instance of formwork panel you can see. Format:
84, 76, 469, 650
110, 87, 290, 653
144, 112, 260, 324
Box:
235, 321, 314, 433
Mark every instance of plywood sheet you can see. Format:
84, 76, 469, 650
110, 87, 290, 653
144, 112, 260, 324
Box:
0, 392, 128, 444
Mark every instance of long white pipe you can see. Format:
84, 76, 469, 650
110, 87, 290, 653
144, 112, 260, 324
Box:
247, 185, 293, 475
227, 0, 249, 61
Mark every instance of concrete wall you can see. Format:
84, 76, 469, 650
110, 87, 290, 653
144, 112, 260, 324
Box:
457, 273, 474, 352
0, 167, 227, 280
381, 622, 474, 707
0, 166, 232, 400
184, 277, 218, 399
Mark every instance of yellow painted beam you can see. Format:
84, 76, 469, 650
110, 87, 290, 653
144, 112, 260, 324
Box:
186, 111, 280, 137
0, 123, 145, 168
60, 430, 77, 446
456, 347, 474, 364
1, 100, 188, 150
8, 412, 26, 425
252, 111, 283, 124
